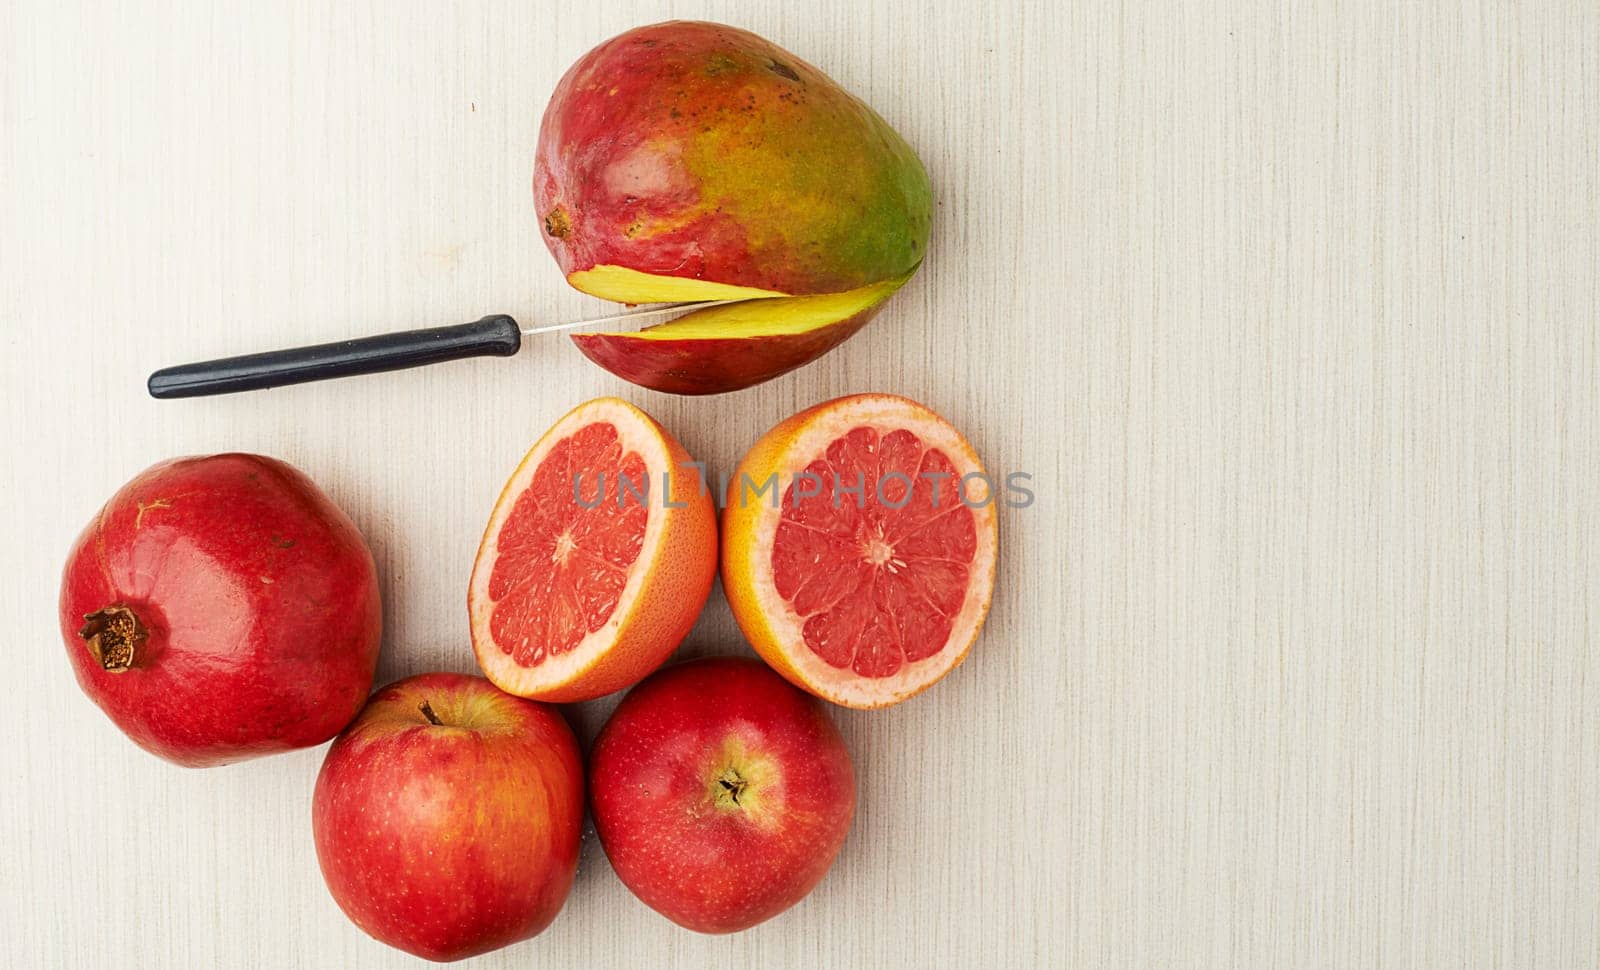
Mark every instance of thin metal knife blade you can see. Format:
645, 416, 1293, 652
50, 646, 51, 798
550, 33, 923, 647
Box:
522, 300, 739, 336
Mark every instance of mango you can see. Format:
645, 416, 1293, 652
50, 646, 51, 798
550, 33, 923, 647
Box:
534, 22, 931, 392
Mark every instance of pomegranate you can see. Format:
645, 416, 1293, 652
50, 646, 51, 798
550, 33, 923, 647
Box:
58, 453, 382, 767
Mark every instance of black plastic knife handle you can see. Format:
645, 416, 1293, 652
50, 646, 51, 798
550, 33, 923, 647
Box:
147, 315, 522, 399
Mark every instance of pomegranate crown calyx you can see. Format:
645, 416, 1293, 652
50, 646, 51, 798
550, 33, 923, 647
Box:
78, 605, 148, 673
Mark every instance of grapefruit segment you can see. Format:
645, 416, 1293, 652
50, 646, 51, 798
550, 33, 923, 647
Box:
721, 395, 998, 708
484, 422, 644, 664
470, 398, 717, 702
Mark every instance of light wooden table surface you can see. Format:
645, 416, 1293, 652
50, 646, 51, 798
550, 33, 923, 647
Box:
3, 2, 1597, 967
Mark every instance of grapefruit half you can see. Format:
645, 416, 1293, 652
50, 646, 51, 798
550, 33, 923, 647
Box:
470, 398, 716, 702
721, 394, 998, 708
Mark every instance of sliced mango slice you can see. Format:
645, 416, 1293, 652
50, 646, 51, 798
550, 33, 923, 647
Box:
571, 271, 913, 395
567, 265, 790, 304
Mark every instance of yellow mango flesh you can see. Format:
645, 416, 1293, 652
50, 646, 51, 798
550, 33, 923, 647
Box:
625, 273, 909, 339
567, 266, 791, 304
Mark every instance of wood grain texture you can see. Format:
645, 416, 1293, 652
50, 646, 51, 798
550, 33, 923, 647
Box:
2, 1, 1596, 967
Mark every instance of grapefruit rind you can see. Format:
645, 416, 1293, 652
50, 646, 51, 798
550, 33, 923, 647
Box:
470, 397, 716, 702
721, 395, 998, 709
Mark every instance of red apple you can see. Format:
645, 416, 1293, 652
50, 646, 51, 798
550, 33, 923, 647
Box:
58, 453, 381, 767
588, 656, 856, 933
312, 673, 583, 962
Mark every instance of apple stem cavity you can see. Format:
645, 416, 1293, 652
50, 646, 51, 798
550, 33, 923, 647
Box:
78, 604, 147, 673
714, 767, 748, 809
418, 700, 444, 726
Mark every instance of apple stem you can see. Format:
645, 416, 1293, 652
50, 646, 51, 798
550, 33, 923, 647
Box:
418, 700, 444, 726
78, 604, 147, 673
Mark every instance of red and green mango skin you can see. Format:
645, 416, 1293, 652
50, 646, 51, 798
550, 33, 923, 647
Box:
534, 21, 932, 296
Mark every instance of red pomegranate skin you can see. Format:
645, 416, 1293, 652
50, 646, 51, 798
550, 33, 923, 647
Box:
58, 453, 382, 767
589, 656, 857, 933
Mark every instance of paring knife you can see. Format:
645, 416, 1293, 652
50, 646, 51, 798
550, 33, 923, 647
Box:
146, 302, 735, 399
